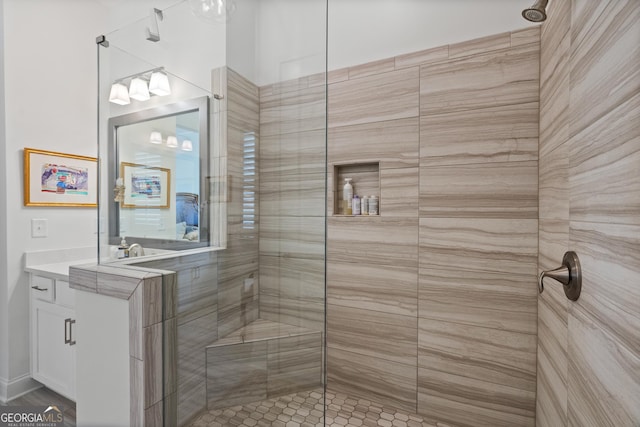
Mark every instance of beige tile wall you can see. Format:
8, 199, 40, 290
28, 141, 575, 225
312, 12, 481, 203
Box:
258, 72, 327, 332
324, 27, 541, 426
537, 1, 640, 426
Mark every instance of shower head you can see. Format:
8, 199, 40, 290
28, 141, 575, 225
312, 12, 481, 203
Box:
522, 0, 548, 23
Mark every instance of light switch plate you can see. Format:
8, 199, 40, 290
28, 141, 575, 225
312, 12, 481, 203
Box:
31, 218, 48, 238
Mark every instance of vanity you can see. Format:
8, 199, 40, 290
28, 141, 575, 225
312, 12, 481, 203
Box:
24, 248, 96, 401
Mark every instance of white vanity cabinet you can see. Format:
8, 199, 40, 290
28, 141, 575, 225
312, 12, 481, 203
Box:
29, 274, 76, 401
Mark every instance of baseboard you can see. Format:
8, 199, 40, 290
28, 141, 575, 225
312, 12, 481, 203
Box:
0, 374, 41, 403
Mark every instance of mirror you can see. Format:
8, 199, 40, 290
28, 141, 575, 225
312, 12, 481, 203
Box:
108, 96, 210, 250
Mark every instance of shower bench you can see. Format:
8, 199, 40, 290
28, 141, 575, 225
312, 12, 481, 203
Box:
205, 319, 323, 410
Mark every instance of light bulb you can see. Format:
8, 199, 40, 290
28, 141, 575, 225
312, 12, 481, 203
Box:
167, 136, 178, 148
109, 83, 130, 105
181, 140, 193, 151
149, 71, 171, 96
129, 77, 150, 101
150, 131, 163, 144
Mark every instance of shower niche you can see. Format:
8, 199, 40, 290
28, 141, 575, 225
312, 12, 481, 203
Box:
332, 161, 380, 216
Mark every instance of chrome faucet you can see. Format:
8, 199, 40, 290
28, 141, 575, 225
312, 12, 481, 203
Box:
127, 243, 145, 257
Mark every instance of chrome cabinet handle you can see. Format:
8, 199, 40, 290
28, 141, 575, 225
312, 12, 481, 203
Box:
64, 318, 71, 344
69, 319, 76, 346
539, 251, 582, 301
31, 286, 48, 291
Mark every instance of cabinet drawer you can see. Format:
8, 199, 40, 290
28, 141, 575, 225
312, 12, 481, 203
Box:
56, 280, 75, 308
31, 276, 54, 302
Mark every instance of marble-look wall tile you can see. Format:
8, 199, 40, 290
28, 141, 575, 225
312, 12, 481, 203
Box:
568, 95, 640, 225
260, 129, 326, 177
144, 322, 163, 409
418, 318, 536, 394
227, 68, 259, 131
394, 45, 448, 70
569, 221, 640, 356
348, 57, 395, 80
419, 162, 538, 218
420, 43, 539, 116
379, 167, 419, 217
448, 31, 511, 59
419, 103, 539, 167
260, 295, 324, 332
328, 217, 418, 268
328, 117, 419, 169
567, 305, 640, 426
511, 26, 540, 47
419, 268, 536, 335
328, 67, 419, 128
327, 260, 417, 317
260, 255, 324, 302
418, 366, 535, 427
261, 84, 326, 137
206, 341, 268, 409
327, 304, 416, 366
327, 347, 417, 413
569, 0, 640, 138
259, 216, 325, 259
539, 0, 570, 159
267, 334, 322, 397
130, 357, 144, 427
260, 172, 325, 217
419, 218, 538, 276
539, 137, 569, 221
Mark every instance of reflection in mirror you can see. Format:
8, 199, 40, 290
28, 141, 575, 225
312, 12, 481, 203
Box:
108, 96, 209, 250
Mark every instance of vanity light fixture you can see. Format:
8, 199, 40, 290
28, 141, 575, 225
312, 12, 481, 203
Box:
181, 140, 193, 151
150, 131, 163, 144
166, 135, 178, 148
129, 77, 150, 101
149, 70, 171, 96
109, 83, 131, 105
109, 67, 171, 105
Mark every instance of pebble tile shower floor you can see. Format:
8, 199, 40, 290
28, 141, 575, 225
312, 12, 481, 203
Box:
189, 389, 441, 427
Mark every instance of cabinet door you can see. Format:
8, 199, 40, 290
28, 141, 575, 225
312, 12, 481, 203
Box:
31, 299, 76, 400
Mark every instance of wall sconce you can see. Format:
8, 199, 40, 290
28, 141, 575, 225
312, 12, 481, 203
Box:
109, 67, 171, 105
109, 83, 130, 105
149, 131, 163, 144
129, 77, 150, 101
166, 135, 178, 148
149, 71, 171, 96
181, 140, 193, 151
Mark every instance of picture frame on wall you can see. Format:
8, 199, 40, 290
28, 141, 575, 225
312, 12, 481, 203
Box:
120, 162, 171, 209
23, 148, 98, 207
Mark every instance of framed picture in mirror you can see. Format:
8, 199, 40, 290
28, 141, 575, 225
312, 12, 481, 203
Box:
120, 162, 170, 208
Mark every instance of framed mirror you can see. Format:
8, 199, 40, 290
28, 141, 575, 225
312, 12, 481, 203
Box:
108, 96, 210, 250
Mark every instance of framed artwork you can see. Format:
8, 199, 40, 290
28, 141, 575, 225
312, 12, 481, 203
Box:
120, 162, 171, 208
24, 148, 98, 207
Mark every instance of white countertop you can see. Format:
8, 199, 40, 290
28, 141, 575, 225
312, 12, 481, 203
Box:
25, 259, 97, 281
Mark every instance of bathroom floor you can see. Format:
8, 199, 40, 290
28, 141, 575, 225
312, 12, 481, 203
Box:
189, 389, 439, 427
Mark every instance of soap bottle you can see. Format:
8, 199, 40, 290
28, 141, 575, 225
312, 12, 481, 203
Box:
361, 196, 369, 215
343, 178, 353, 215
118, 237, 130, 259
368, 195, 379, 215
353, 195, 361, 216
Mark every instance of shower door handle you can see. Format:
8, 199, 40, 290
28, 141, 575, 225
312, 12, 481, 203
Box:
538, 251, 582, 301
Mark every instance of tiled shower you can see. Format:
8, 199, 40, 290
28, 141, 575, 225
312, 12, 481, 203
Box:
97, 0, 639, 426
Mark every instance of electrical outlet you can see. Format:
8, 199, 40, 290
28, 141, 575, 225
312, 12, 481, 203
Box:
31, 219, 48, 238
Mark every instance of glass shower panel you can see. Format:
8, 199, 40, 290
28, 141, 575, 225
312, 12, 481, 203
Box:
97, 0, 326, 425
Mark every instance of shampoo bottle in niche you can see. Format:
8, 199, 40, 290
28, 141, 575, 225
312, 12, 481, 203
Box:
343, 178, 353, 215
353, 195, 361, 216
368, 195, 379, 215
361, 196, 369, 215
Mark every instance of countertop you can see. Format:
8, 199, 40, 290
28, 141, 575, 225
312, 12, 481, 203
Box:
25, 259, 97, 281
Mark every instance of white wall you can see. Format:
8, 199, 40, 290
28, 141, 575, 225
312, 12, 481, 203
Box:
0, 0, 108, 401
246, 0, 537, 86
0, 0, 9, 401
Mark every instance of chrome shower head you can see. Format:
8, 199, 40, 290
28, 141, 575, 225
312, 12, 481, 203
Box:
522, 0, 548, 22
